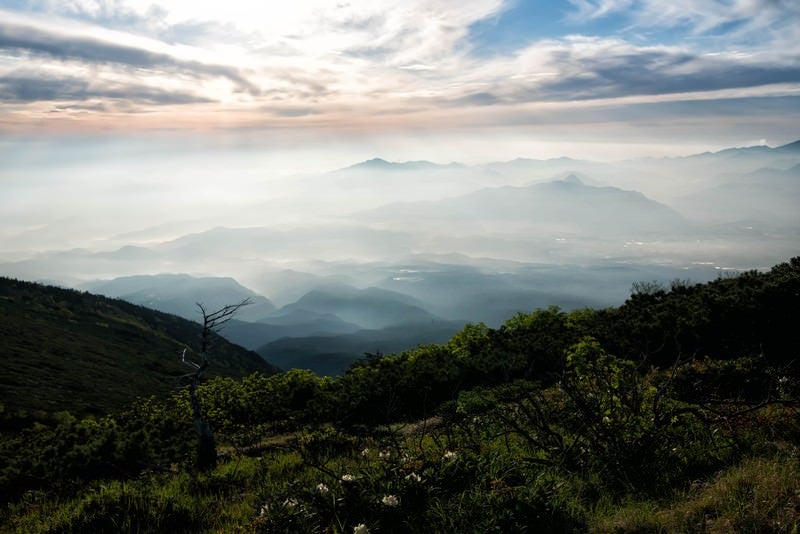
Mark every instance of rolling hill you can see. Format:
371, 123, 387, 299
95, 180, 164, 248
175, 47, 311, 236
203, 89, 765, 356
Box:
256, 319, 465, 376
357, 176, 691, 236
82, 273, 276, 322
0, 277, 275, 418
279, 285, 440, 330
219, 313, 363, 350
673, 164, 800, 227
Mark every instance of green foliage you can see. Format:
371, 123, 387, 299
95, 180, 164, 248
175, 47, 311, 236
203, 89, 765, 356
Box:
0, 395, 196, 503
584, 257, 800, 365
558, 339, 726, 492
3, 258, 800, 531
252, 432, 582, 533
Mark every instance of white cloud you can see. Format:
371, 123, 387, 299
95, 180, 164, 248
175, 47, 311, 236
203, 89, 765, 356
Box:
567, 0, 800, 42
567, 0, 634, 20
0, 0, 798, 135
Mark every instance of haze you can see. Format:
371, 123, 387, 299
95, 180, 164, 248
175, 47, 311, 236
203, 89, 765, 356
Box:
1, 1, 799, 372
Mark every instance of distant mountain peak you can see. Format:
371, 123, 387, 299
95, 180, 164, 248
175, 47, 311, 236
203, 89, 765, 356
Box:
362, 157, 391, 167
340, 158, 461, 172
561, 174, 583, 185
777, 139, 800, 152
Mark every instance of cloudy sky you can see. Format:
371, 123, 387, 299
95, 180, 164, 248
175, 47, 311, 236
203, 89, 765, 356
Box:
1, 0, 799, 163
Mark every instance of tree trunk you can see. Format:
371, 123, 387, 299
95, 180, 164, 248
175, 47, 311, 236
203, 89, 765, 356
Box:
190, 368, 216, 471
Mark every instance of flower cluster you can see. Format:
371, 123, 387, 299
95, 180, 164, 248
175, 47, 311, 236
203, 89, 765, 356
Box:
381, 494, 400, 507
255, 440, 467, 532
442, 450, 457, 461
405, 472, 422, 483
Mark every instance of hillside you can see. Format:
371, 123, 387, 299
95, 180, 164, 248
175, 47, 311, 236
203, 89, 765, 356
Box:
673, 164, 800, 226
0, 277, 275, 418
358, 176, 691, 236
83, 273, 277, 322
257, 319, 465, 375
219, 313, 363, 350
279, 286, 440, 330
1, 258, 799, 532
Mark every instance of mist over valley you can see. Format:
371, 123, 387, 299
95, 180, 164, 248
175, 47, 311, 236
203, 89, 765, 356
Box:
3, 140, 797, 374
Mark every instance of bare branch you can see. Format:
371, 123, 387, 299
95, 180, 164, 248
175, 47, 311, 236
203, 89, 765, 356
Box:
198, 298, 252, 329
197, 298, 252, 355
178, 298, 251, 471
180, 347, 201, 371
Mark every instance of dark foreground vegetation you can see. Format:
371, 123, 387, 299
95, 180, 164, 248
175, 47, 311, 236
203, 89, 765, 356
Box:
2, 258, 800, 532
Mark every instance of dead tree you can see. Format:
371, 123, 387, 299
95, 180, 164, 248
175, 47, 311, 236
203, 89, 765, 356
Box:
180, 298, 251, 471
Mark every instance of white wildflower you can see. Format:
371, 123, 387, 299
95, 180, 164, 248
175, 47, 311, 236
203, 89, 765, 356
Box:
381, 494, 400, 507
341, 474, 356, 482
361, 448, 370, 457
316, 483, 330, 495
379, 450, 391, 460
602, 416, 612, 424
283, 498, 298, 510
405, 472, 422, 483
353, 523, 370, 534
442, 450, 457, 461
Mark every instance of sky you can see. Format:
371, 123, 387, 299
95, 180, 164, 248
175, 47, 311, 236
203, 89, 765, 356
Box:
1, 0, 799, 165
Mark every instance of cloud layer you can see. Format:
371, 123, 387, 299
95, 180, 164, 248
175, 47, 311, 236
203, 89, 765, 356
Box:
0, 0, 798, 135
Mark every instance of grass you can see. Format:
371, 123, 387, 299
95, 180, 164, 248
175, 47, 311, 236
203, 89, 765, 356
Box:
3, 420, 580, 533
3, 404, 799, 533
590, 454, 800, 533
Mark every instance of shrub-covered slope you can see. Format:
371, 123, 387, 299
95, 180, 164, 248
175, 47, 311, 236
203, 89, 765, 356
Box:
1, 259, 799, 532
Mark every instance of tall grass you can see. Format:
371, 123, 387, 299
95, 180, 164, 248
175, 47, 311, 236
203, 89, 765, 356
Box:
592, 454, 800, 533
